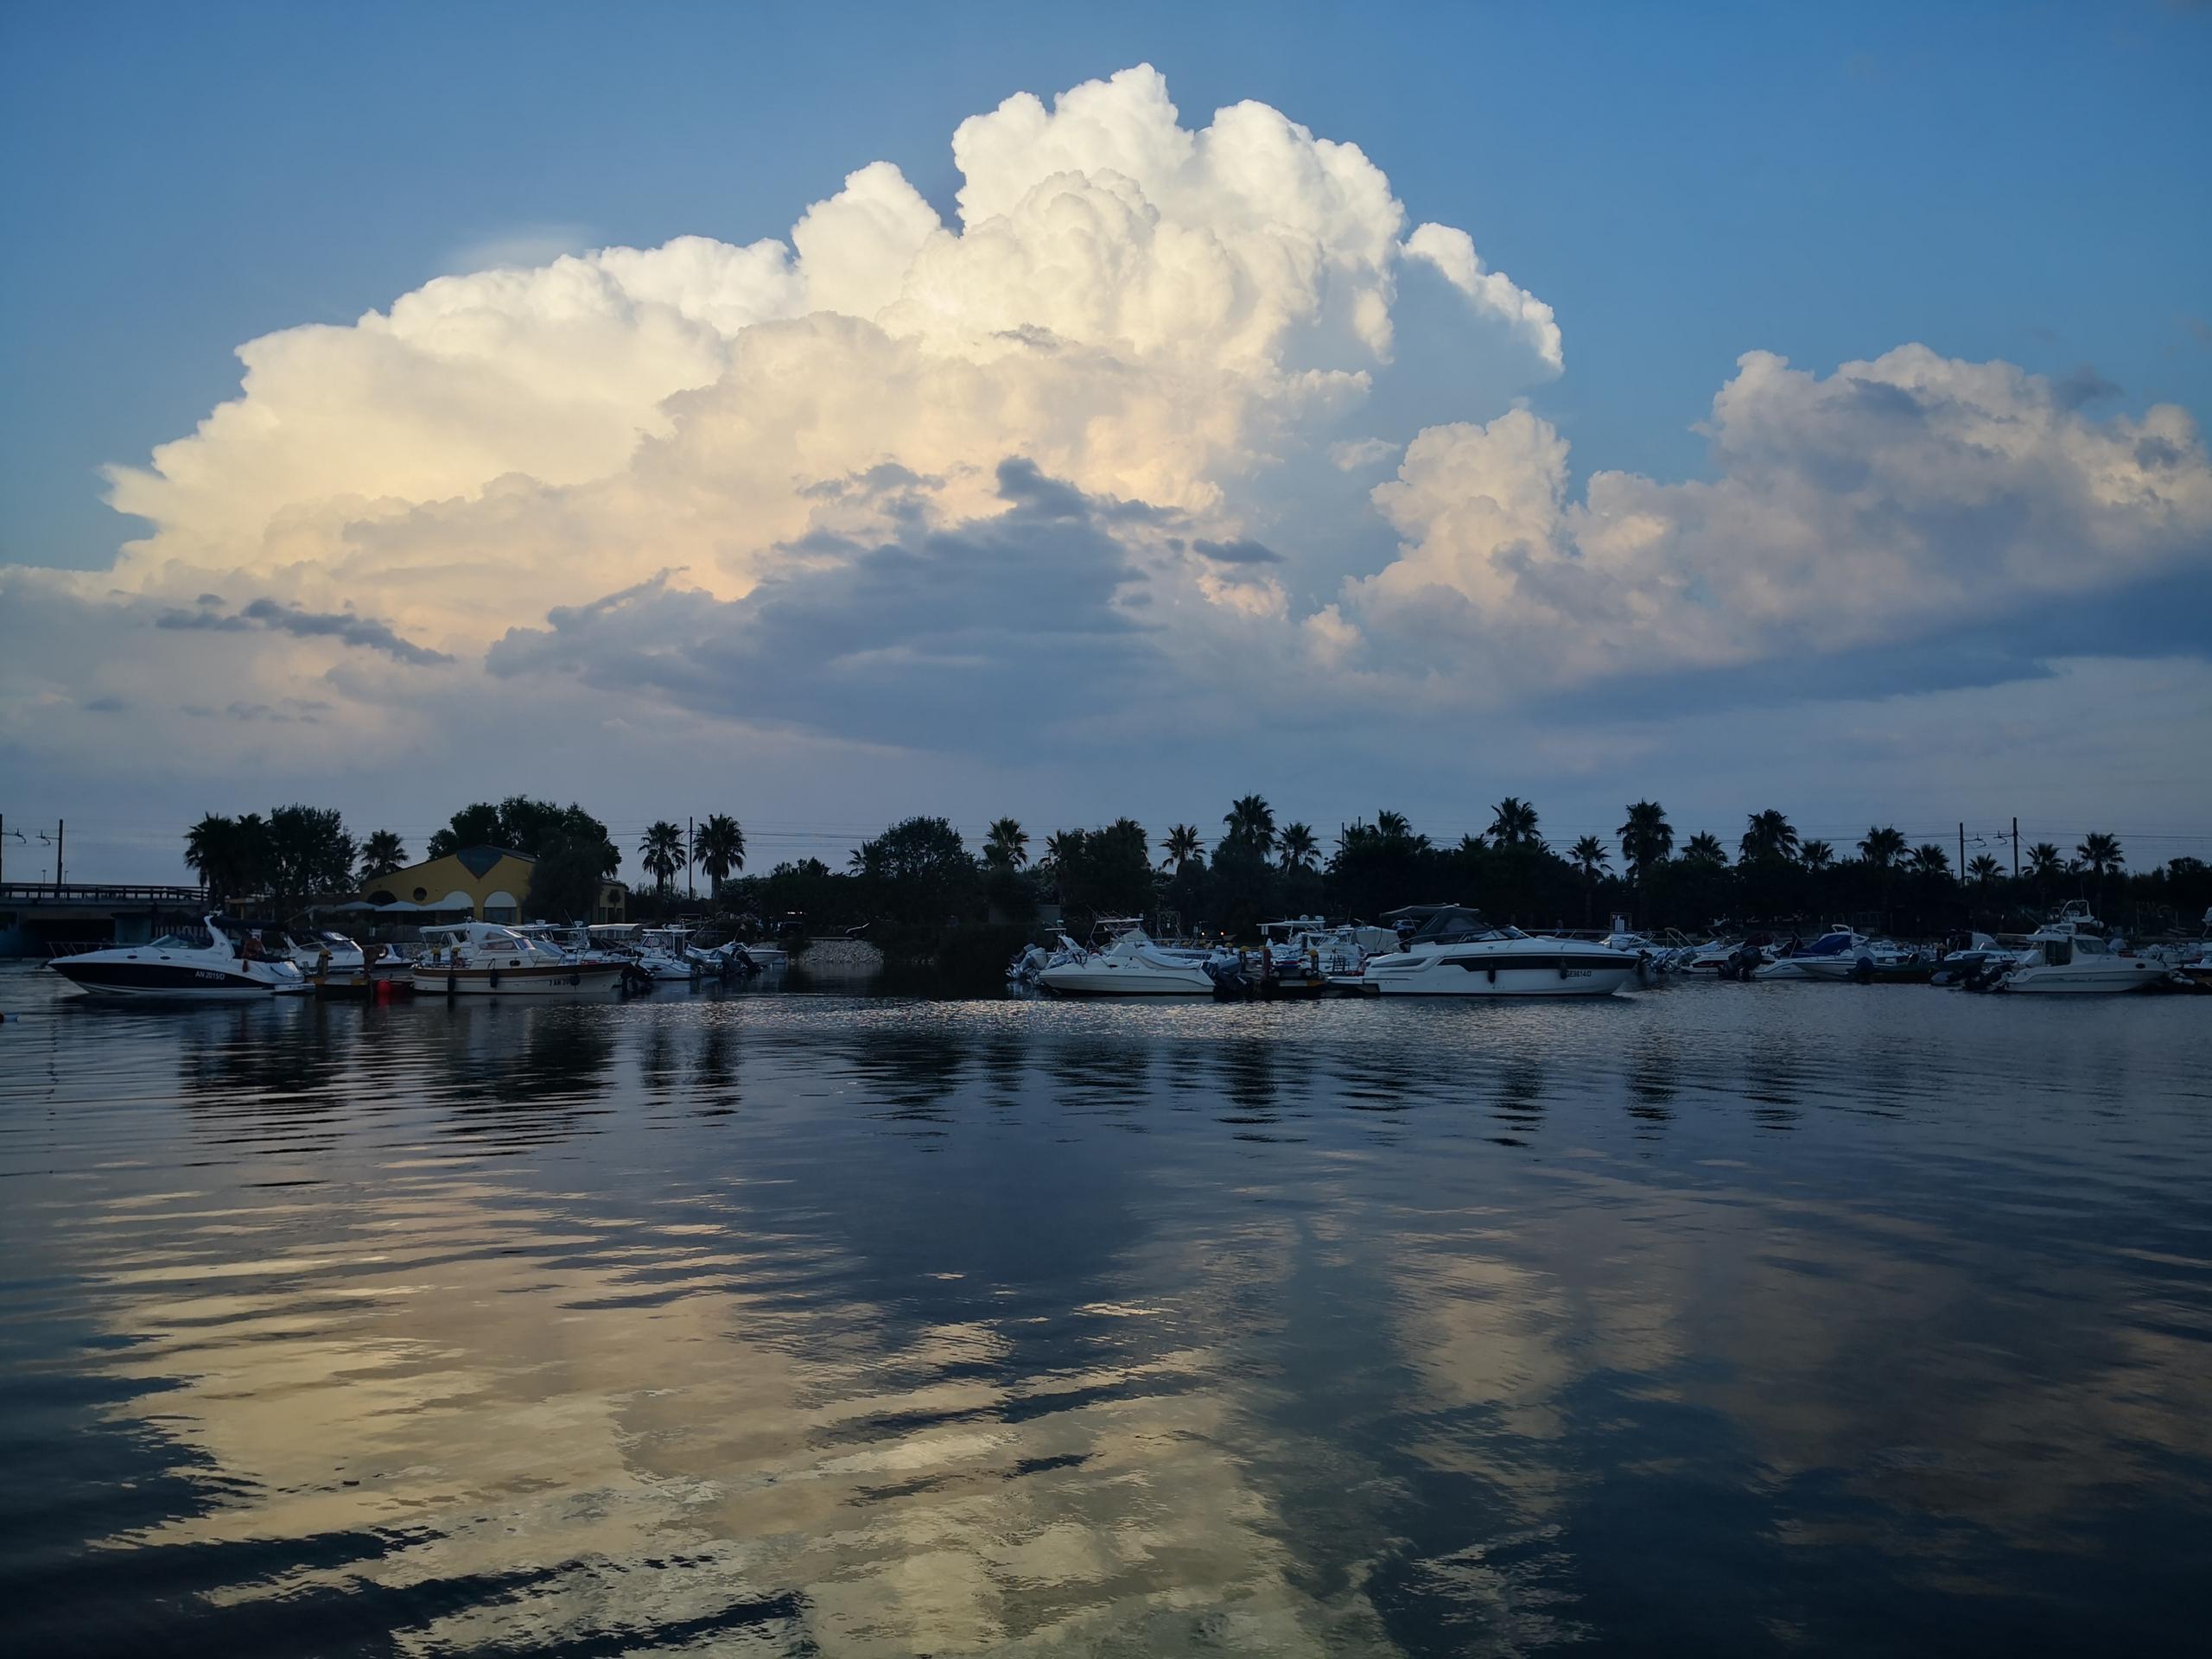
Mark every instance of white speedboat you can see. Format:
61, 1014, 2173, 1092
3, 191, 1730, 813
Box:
1677, 938, 1749, 976
289, 930, 368, 976
1995, 921, 2181, 995
1358, 906, 1641, 997
635, 927, 700, 982
1783, 931, 1923, 982
1751, 927, 1874, 981
1036, 929, 1221, 995
412, 922, 626, 995
48, 917, 308, 1000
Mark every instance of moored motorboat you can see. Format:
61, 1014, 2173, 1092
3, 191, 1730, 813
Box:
48, 917, 308, 1001
288, 929, 365, 975
1993, 919, 2184, 995
1035, 928, 1224, 995
1256, 917, 1370, 995
1357, 906, 1641, 997
411, 922, 626, 995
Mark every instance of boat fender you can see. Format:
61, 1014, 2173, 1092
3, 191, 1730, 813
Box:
569, 972, 581, 987
446, 971, 458, 996
1853, 957, 1875, 984
1487, 965, 1497, 983
1560, 964, 1570, 980
488, 969, 500, 989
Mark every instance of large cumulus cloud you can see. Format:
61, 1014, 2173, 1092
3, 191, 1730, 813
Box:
69, 64, 1552, 654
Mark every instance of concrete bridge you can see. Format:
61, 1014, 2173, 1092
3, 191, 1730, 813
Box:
0, 882, 213, 957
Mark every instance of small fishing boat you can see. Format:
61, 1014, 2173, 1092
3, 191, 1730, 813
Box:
1994, 919, 2183, 995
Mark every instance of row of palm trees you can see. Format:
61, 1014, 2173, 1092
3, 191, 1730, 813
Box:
963, 798, 2133, 909
635, 815, 747, 893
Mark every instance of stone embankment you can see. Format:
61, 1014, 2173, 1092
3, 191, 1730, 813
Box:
797, 937, 886, 976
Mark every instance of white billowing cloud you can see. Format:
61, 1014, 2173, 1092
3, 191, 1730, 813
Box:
1401, 222, 1562, 372
75, 63, 1558, 653
1353, 344, 2212, 686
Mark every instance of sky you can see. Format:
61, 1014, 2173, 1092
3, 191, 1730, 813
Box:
2, 0, 2209, 885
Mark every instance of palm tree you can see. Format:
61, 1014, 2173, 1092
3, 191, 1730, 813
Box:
1375, 810, 1411, 841
1456, 832, 1487, 859
357, 830, 408, 882
1618, 800, 1673, 887
185, 812, 274, 900
184, 813, 237, 896
984, 817, 1029, 869
1159, 823, 1204, 872
639, 821, 684, 893
1044, 830, 1084, 868
1858, 825, 1907, 871
1488, 797, 1540, 849
1967, 854, 2002, 888
1910, 844, 1951, 879
1278, 823, 1319, 871
2075, 830, 2123, 913
2025, 842, 2065, 909
1681, 832, 1728, 867
2075, 832, 2123, 879
1739, 809, 1801, 864
1224, 794, 1275, 855
692, 813, 746, 891
1570, 835, 1611, 923
1801, 840, 1835, 873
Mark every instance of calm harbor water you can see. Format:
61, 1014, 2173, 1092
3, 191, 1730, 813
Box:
2, 963, 2208, 1656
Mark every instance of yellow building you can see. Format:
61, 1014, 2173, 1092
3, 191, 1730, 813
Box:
362, 846, 626, 924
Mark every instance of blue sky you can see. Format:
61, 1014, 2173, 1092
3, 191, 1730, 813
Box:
2, 2, 2209, 880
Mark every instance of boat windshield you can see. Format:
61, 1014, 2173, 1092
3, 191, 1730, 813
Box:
149, 934, 196, 949
1407, 906, 1521, 945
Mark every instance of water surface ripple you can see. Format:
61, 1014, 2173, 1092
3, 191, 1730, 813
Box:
3, 964, 2208, 1655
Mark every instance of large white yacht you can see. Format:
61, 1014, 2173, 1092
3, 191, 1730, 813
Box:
1035, 928, 1224, 995
49, 917, 308, 1000
1357, 906, 1642, 997
412, 922, 626, 995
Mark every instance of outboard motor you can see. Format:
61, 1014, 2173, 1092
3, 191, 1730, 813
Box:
1205, 957, 1253, 998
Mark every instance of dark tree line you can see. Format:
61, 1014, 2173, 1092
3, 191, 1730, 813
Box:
719, 800, 2209, 944
187, 793, 2204, 941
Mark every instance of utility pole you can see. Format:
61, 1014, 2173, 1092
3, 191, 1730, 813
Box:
687, 817, 695, 900
2012, 817, 2019, 879
1958, 823, 1965, 879
55, 817, 64, 893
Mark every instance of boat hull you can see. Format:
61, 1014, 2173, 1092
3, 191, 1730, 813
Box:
1996, 966, 2172, 994
410, 965, 627, 995
1035, 966, 1216, 995
49, 960, 283, 1000
1363, 950, 1639, 997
